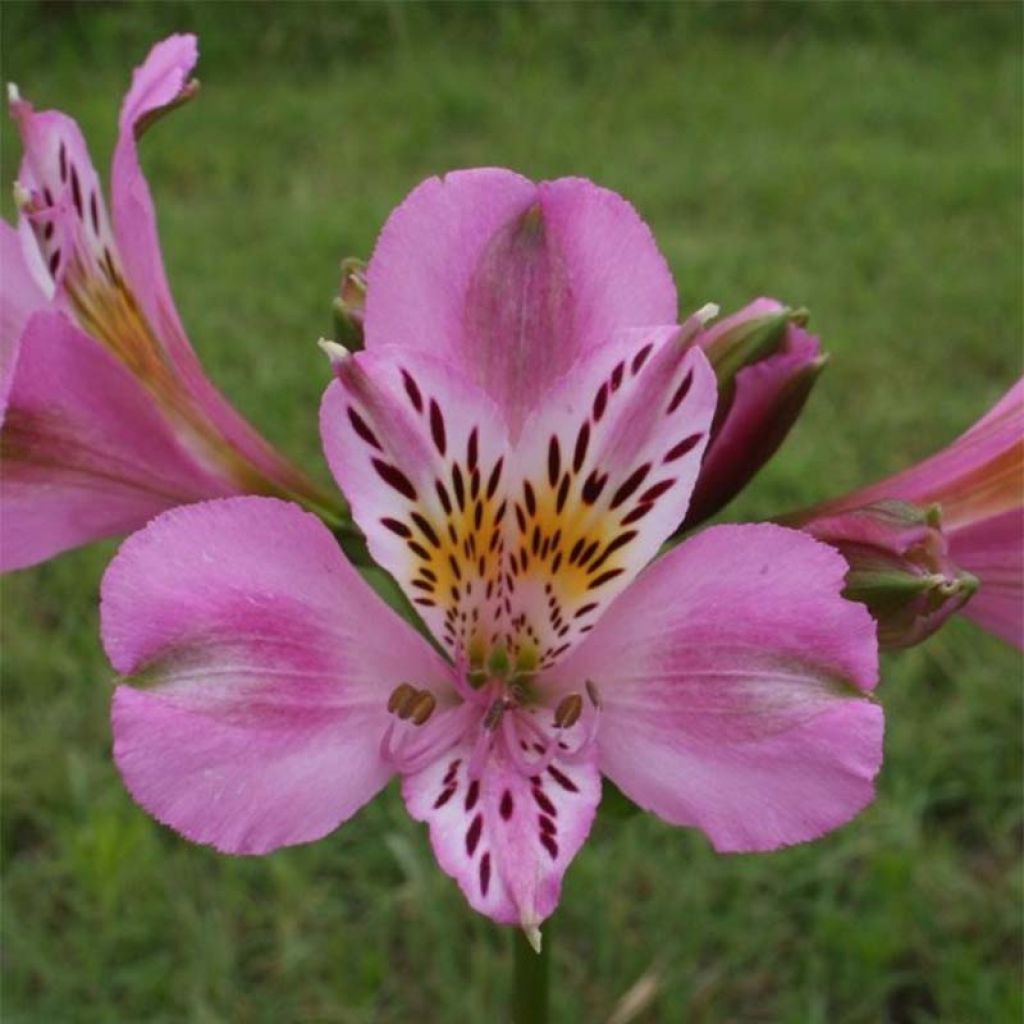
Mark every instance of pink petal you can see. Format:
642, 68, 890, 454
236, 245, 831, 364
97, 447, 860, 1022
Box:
110, 33, 198, 370
508, 323, 717, 667
950, 508, 1024, 649
321, 347, 509, 656
107, 35, 319, 500
402, 734, 600, 932
1, 310, 229, 571
102, 496, 450, 854
547, 524, 882, 852
321, 328, 715, 670
814, 378, 1022, 532
364, 170, 677, 434
0, 221, 48, 426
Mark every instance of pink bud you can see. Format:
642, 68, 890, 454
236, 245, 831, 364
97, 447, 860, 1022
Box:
803, 501, 978, 649
683, 298, 825, 528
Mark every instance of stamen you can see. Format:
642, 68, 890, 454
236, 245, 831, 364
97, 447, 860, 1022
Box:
553, 693, 583, 729
387, 682, 417, 714
409, 691, 437, 725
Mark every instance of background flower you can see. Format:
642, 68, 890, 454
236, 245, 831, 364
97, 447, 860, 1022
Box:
1, 35, 335, 572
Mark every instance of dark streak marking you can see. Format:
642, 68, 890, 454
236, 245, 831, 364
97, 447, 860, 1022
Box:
348, 407, 382, 450
664, 433, 702, 462
372, 459, 417, 500
401, 370, 424, 412
609, 464, 651, 510
429, 399, 447, 455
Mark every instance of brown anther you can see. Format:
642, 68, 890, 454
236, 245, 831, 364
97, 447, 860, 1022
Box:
554, 693, 583, 729
408, 690, 437, 726
483, 698, 506, 731
388, 682, 417, 714
585, 679, 602, 709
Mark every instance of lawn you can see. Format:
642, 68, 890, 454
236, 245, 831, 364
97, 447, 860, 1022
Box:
1, 3, 1021, 1021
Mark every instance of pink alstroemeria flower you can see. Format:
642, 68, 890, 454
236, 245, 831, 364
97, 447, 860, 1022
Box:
796, 379, 1023, 649
1, 35, 331, 571
102, 171, 883, 945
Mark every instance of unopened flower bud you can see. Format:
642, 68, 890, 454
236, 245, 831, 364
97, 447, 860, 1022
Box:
803, 500, 978, 649
683, 298, 825, 529
332, 257, 367, 350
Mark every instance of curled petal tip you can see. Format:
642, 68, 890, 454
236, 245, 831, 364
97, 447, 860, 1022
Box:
12, 181, 32, 211
523, 923, 543, 955
695, 302, 720, 325
317, 338, 351, 367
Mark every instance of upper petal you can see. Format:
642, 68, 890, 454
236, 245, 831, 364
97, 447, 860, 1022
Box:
1, 310, 230, 572
102, 496, 451, 854
321, 347, 510, 659
364, 170, 678, 435
505, 320, 717, 668
321, 325, 717, 672
546, 523, 882, 852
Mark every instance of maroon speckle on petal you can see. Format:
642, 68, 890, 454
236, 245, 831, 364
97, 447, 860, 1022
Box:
433, 785, 456, 809
573, 421, 590, 472
547, 436, 562, 487
466, 813, 484, 856
667, 370, 694, 414
664, 433, 702, 462
480, 852, 492, 896
548, 765, 579, 793
486, 458, 504, 499
532, 786, 557, 817
465, 779, 480, 812
538, 814, 556, 835
372, 459, 417, 500
631, 342, 654, 376
380, 516, 411, 538
401, 369, 424, 412
429, 399, 447, 455
348, 407, 382, 450
609, 464, 651, 510
500, 790, 514, 820
540, 833, 559, 860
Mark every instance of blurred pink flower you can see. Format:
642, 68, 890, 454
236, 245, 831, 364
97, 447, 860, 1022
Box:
102, 170, 882, 945
796, 380, 1023, 648
1, 34, 331, 571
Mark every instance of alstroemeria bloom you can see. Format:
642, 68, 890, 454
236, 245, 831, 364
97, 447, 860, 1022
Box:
795, 379, 1023, 649
683, 298, 825, 528
102, 171, 883, 944
1, 35, 331, 571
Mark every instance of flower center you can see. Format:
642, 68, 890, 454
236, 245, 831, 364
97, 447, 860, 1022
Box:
379, 670, 601, 780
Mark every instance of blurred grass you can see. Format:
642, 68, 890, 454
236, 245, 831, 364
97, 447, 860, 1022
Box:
1, 2, 1022, 1022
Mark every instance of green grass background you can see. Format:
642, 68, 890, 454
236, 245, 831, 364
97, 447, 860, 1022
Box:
2, 2, 1021, 1021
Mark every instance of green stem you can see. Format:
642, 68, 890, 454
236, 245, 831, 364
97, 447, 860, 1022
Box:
512, 922, 550, 1024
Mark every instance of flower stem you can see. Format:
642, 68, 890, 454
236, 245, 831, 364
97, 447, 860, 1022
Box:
513, 922, 550, 1024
